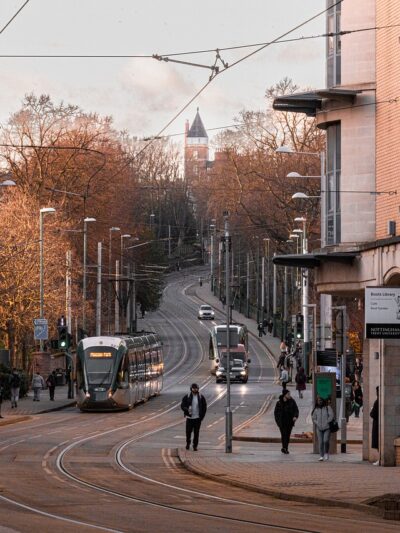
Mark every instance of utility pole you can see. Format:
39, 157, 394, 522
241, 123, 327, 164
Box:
332, 305, 348, 453
66, 250, 72, 337
246, 253, 250, 318
115, 259, 120, 334
96, 242, 102, 336
256, 238, 260, 324
273, 253, 277, 335
223, 211, 232, 453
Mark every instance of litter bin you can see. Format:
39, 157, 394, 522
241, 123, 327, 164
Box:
55, 370, 66, 386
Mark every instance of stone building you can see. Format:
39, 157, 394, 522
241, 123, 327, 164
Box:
273, 0, 400, 465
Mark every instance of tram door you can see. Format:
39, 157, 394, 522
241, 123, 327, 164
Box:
130, 349, 139, 405
137, 350, 145, 401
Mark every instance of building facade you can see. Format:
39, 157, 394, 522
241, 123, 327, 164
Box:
273, 0, 400, 465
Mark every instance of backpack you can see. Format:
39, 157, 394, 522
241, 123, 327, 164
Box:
11, 374, 21, 388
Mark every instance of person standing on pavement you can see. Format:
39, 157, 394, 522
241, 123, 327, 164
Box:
370, 386, 379, 465
274, 389, 299, 454
280, 367, 289, 389
351, 381, 363, 418
32, 372, 45, 401
312, 397, 334, 461
267, 319, 273, 334
181, 383, 207, 451
46, 371, 56, 401
9, 368, 21, 408
295, 367, 307, 399
0, 382, 4, 418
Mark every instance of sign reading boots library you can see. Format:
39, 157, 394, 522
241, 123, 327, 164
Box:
365, 287, 400, 339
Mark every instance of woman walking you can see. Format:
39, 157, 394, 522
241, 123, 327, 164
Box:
312, 397, 334, 461
274, 389, 299, 454
295, 367, 307, 399
351, 381, 363, 417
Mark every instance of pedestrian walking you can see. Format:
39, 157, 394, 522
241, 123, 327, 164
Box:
267, 319, 273, 334
32, 372, 45, 401
355, 358, 363, 382
46, 371, 56, 401
295, 367, 307, 399
0, 382, 4, 418
257, 322, 264, 337
9, 368, 21, 408
312, 397, 334, 461
351, 381, 363, 417
279, 340, 287, 354
277, 353, 286, 371
181, 383, 207, 451
274, 389, 299, 454
370, 386, 379, 465
280, 367, 289, 389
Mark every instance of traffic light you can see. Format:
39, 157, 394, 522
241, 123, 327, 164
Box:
58, 325, 69, 350
295, 313, 304, 339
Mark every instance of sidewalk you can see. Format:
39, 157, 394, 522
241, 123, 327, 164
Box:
185, 279, 400, 520
0, 384, 76, 426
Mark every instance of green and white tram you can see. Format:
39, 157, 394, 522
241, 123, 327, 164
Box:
76, 332, 163, 411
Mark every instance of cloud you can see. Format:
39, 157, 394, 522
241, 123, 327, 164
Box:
276, 41, 321, 64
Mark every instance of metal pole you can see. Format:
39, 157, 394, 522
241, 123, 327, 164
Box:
96, 242, 102, 336
224, 212, 232, 453
66, 250, 72, 336
39, 212, 44, 352
168, 224, 171, 258
115, 260, 120, 334
210, 233, 214, 292
108, 230, 112, 334
126, 264, 131, 332
261, 254, 265, 323
332, 305, 347, 453
256, 238, 260, 324
246, 253, 250, 318
302, 221, 310, 375
266, 239, 270, 320
83, 219, 88, 331
284, 266, 288, 341
133, 262, 137, 332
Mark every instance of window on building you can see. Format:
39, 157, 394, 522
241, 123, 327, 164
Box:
326, 0, 341, 87
326, 122, 341, 245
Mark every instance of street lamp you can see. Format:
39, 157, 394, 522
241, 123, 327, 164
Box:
108, 227, 120, 334
82, 217, 96, 332
39, 207, 56, 352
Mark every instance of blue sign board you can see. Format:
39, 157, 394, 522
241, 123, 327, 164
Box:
34, 318, 48, 340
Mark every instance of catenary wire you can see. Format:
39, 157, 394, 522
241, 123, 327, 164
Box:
0, 0, 31, 36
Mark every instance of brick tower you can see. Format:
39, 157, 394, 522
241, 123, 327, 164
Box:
184, 108, 209, 181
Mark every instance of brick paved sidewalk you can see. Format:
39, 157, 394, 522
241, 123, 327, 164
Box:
178, 442, 399, 518
0, 384, 76, 425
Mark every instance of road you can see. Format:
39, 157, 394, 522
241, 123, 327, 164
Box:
0, 269, 397, 532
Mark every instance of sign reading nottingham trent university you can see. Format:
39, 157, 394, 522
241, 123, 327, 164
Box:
365, 287, 400, 339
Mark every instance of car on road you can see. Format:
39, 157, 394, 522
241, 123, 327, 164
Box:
198, 304, 215, 320
216, 357, 249, 384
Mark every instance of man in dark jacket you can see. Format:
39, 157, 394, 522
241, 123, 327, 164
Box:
274, 389, 299, 454
181, 383, 207, 451
46, 371, 56, 401
370, 386, 379, 465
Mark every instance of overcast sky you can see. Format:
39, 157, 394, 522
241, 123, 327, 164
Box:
1, 0, 325, 141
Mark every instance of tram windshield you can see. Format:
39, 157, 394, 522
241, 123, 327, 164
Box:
216, 329, 239, 347
84, 347, 117, 386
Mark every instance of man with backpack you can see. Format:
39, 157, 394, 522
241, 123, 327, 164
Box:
9, 368, 21, 408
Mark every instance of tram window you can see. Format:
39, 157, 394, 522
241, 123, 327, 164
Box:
76, 356, 85, 389
84, 347, 116, 386
117, 356, 129, 388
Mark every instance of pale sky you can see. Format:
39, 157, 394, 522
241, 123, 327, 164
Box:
0, 0, 326, 140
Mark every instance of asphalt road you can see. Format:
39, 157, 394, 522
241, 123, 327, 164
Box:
0, 268, 397, 532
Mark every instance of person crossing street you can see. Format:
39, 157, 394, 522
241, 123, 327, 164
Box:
181, 383, 207, 451
274, 389, 299, 454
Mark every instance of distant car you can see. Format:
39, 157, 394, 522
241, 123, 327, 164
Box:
216, 358, 248, 384
198, 305, 215, 320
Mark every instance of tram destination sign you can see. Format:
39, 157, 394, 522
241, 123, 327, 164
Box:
365, 287, 400, 339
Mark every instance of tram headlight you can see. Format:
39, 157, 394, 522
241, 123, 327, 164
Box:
216, 370, 222, 377
240, 370, 246, 376
108, 390, 113, 398
85, 392, 90, 398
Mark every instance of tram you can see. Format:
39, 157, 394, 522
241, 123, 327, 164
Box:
208, 323, 249, 374
76, 332, 163, 411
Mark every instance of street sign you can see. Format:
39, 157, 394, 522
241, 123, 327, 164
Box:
365, 287, 400, 338
34, 318, 48, 340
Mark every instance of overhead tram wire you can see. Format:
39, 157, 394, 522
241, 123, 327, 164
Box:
107, 0, 344, 181
0, 0, 31, 36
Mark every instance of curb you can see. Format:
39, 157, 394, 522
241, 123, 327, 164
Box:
0, 416, 32, 427
232, 436, 363, 445
177, 448, 384, 519
0, 401, 76, 422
